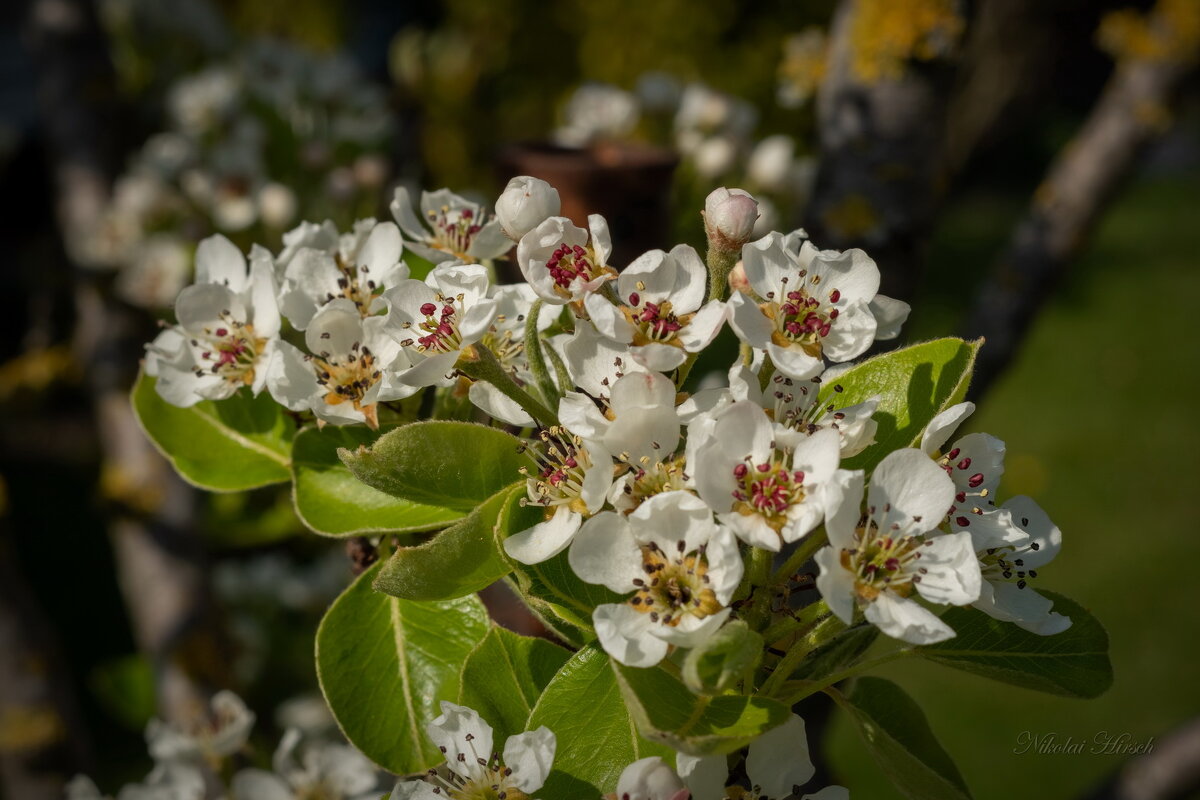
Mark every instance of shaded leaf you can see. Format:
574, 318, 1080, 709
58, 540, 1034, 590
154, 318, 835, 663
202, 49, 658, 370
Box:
916, 592, 1112, 698
612, 660, 790, 756
830, 677, 972, 800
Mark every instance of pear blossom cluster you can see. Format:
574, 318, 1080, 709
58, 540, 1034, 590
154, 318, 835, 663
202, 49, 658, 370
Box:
145, 175, 1071, 666
135, 170, 1082, 800
68, 691, 385, 800
77, 37, 393, 310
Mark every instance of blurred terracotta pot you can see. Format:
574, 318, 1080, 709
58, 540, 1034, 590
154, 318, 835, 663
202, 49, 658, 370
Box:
497, 142, 678, 267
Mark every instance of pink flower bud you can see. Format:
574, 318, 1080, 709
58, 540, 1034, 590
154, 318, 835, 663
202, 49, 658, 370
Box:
704, 187, 759, 250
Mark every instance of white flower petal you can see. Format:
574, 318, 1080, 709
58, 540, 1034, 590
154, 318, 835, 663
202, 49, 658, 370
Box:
388, 779, 443, 800
616, 757, 687, 800
814, 546, 856, 624
914, 532, 982, 606
503, 726, 556, 793
675, 753, 728, 800
727, 292, 774, 350
746, 714, 815, 797
390, 186, 429, 242
864, 592, 956, 644
568, 512, 640, 593
920, 402, 975, 455
504, 506, 582, 565
426, 702, 494, 784
1002, 495, 1061, 567
869, 449, 955, 535
195, 233, 247, 290
594, 604, 670, 667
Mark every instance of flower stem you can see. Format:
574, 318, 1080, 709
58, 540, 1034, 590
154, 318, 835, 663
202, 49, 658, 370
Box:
674, 351, 699, 391
524, 299, 560, 407
781, 648, 914, 705
772, 530, 828, 586
740, 546, 775, 630
543, 342, 574, 398
458, 345, 559, 427
760, 606, 840, 698
706, 246, 739, 304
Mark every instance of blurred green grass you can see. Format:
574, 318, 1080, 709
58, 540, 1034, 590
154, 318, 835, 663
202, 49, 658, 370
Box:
825, 171, 1200, 799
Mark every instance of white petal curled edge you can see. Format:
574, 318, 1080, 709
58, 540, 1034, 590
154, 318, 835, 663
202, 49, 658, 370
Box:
503, 506, 581, 565
594, 603, 670, 667
503, 726, 556, 793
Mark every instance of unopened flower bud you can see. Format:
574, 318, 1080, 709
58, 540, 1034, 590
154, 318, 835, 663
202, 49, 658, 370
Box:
703, 187, 759, 251
496, 176, 561, 241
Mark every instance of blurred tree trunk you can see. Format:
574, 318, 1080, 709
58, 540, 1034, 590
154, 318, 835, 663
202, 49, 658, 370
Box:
960, 1, 1198, 399
803, 0, 964, 304
0, 532, 92, 800
24, 0, 231, 734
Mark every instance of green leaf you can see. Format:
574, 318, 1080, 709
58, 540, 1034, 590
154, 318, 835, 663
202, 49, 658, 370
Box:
527, 644, 672, 797
458, 627, 571, 743
339, 421, 534, 511
830, 676, 972, 800
612, 660, 790, 756
790, 624, 880, 682
316, 563, 490, 774
132, 369, 294, 491
682, 620, 763, 695
373, 484, 518, 600
492, 488, 622, 645
826, 338, 980, 472
292, 424, 463, 537
915, 592, 1112, 698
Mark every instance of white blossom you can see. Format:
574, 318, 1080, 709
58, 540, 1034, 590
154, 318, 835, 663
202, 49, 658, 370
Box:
559, 371, 681, 467
516, 215, 616, 305
146, 690, 254, 765
553, 83, 640, 147
391, 187, 511, 265
569, 492, 742, 667
693, 401, 847, 551
583, 245, 726, 371
385, 261, 499, 389
144, 235, 280, 408
267, 299, 416, 428
279, 220, 406, 329
728, 232, 909, 377
503, 426, 613, 565
965, 497, 1070, 635
615, 757, 689, 800
389, 703, 555, 800
815, 450, 981, 644
230, 729, 379, 800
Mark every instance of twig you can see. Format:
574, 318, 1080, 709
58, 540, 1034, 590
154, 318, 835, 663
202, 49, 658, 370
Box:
961, 4, 1197, 399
